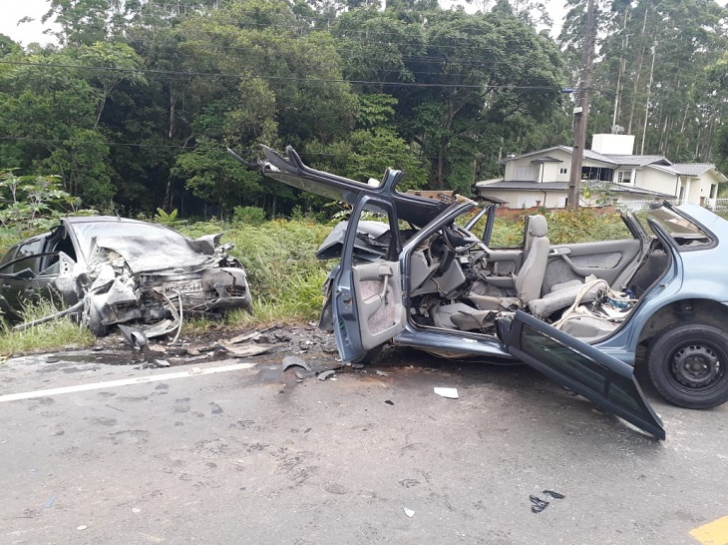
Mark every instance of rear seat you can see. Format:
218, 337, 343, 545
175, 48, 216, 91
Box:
528, 277, 605, 318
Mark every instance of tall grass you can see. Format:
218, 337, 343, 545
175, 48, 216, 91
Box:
182, 218, 333, 326
0, 300, 94, 356
471, 208, 630, 248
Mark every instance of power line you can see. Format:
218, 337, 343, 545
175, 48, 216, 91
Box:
0, 135, 189, 149
0, 60, 562, 90
0, 135, 490, 161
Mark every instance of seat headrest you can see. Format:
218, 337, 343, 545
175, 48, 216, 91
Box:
527, 215, 547, 237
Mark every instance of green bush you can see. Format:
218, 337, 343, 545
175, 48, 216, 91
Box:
233, 206, 266, 226
182, 218, 332, 324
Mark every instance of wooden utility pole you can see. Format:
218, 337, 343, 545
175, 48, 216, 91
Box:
567, 0, 596, 211
640, 41, 657, 155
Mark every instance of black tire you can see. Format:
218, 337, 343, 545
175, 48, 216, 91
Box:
87, 301, 110, 337
647, 323, 728, 409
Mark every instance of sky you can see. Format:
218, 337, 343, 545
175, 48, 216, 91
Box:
0, 0, 59, 45
0, 0, 568, 45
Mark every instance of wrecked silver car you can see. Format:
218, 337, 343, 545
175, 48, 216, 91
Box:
0, 216, 252, 337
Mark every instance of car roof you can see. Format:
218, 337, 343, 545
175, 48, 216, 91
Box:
231, 145, 452, 228
60, 216, 157, 225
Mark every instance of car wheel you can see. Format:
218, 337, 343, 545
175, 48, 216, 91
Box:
87, 301, 110, 337
647, 323, 728, 409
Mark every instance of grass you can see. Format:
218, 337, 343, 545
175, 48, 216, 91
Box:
181, 218, 333, 325
467, 207, 631, 248
0, 300, 94, 358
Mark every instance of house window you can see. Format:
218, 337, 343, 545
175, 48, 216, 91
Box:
617, 171, 632, 184
559, 168, 568, 175
514, 166, 538, 181
710, 184, 717, 199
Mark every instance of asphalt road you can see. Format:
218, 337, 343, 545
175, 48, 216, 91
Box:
1, 347, 726, 545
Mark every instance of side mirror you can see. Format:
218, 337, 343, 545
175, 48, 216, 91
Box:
13, 268, 35, 280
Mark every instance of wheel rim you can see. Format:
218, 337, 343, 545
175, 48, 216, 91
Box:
670, 343, 724, 390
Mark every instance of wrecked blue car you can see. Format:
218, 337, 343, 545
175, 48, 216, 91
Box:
231, 145, 728, 440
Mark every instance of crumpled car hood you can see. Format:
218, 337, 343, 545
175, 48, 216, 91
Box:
90, 235, 220, 274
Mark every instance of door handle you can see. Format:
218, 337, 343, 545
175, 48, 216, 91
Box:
378, 265, 393, 301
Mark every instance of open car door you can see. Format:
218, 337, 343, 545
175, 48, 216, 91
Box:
498, 311, 665, 440
332, 195, 405, 363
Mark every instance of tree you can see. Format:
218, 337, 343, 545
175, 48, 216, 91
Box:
172, 137, 262, 215
399, 9, 564, 191
74, 41, 147, 128
0, 34, 22, 59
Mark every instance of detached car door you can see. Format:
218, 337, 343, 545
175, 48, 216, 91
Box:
499, 311, 665, 440
333, 195, 405, 363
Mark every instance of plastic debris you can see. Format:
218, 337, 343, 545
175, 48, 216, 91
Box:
219, 341, 278, 358
77, 525, 88, 531
318, 370, 336, 381
227, 331, 261, 344
44, 495, 58, 508
385, 400, 394, 406
375, 370, 389, 377
282, 356, 311, 372
529, 495, 549, 513
543, 489, 566, 499
434, 387, 459, 399
403, 507, 415, 518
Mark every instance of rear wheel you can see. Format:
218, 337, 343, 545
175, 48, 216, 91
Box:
647, 323, 728, 409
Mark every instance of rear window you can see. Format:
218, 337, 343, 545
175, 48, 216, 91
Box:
647, 207, 713, 248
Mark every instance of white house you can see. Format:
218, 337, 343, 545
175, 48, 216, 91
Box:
475, 134, 727, 210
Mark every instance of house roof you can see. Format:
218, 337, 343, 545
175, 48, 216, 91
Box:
530, 155, 563, 164
476, 180, 567, 191
648, 164, 680, 175
671, 163, 715, 176
604, 154, 671, 167
644, 163, 727, 183
475, 179, 674, 198
502, 147, 675, 169
500, 146, 620, 165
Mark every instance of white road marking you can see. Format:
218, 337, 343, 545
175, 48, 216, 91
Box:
0, 362, 255, 403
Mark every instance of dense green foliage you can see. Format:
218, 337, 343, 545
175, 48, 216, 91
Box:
0, 0, 725, 221
0, 0, 572, 218
560, 0, 728, 163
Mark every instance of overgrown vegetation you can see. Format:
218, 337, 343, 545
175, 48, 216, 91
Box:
472, 208, 629, 248
0, 300, 94, 357
0, 170, 96, 246
181, 218, 333, 325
